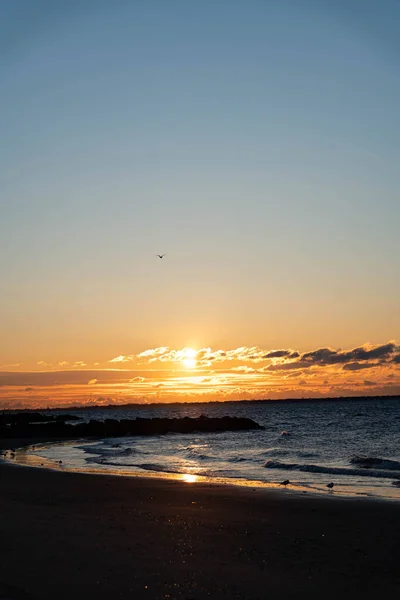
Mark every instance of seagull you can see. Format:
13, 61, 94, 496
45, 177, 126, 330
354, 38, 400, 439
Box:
156, 254, 166, 259
327, 482, 334, 489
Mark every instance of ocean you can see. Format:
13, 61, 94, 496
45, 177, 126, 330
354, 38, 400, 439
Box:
8, 397, 400, 500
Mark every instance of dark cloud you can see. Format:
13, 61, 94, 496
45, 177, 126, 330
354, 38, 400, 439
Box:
24, 387, 34, 392
364, 380, 376, 386
348, 343, 397, 361
300, 343, 398, 366
302, 348, 339, 363
342, 362, 376, 371
264, 342, 398, 371
263, 350, 292, 359
266, 361, 310, 371
262, 350, 300, 360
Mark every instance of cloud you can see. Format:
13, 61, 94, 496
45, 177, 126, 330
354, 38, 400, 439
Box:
109, 355, 134, 363
267, 342, 399, 371
24, 387, 34, 392
302, 343, 397, 366
58, 361, 68, 366
74, 361, 86, 367
342, 362, 376, 371
137, 347, 169, 362
133, 342, 399, 376
137, 346, 277, 366
266, 361, 310, 371
129, 377, 145, 383
88, 379, 98, 385
262, 350, 294, 359
94, 397, 114, 405
364, 380, 376, 386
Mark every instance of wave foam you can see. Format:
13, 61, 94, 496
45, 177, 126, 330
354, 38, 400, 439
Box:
264, 460, 400, 480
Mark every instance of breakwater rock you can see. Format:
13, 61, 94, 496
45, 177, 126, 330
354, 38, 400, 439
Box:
0, 413, 264, 439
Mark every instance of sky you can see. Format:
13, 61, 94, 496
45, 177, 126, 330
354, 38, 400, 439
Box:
1, 0, 399, 407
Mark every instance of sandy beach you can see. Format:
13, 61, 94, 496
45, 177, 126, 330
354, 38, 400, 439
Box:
1, 447, 399, 600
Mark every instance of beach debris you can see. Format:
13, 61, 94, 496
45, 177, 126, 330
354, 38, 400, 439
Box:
280, 480, 290, 486
327, 482, 334, 489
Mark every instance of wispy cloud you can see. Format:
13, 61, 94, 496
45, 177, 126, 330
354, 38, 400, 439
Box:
109, 355, 134, 363
136, 346, 278, 366
136, 347, 169, 362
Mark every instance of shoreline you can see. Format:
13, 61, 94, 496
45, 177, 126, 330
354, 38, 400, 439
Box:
1, 457, 400, 599
2, 436, 400, 503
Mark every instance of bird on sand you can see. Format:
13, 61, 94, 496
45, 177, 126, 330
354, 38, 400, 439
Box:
327, 482, 334, 489
156, 254, 166, 259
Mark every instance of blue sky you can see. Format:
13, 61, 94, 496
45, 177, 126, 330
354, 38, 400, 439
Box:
1, 0, 399, 371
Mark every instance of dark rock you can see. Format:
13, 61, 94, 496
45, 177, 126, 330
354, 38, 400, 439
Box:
0, 413, 264, 440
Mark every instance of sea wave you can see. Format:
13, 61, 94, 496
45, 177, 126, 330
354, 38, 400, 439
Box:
134, 462, 182, 474
350, 456, 400, 471
264, 460, 400, 480
227, 456, 249, 463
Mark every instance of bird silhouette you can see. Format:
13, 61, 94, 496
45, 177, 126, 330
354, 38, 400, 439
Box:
280, 480, 290, 486
327, 482, 334, 489
156, 254, 166, 259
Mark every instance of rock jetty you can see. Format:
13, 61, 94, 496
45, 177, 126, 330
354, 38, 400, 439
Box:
0, 412, 264, 439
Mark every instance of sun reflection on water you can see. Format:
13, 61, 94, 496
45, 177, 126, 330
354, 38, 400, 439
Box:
181, 473, 198, 483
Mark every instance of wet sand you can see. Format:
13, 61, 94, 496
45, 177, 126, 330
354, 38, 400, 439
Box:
0, 452, 399, 600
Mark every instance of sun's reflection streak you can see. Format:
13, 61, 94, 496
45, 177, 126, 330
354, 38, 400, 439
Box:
181, 473, 198, 483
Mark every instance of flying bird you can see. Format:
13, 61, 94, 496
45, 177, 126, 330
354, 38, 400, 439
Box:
156, 254, 166, 259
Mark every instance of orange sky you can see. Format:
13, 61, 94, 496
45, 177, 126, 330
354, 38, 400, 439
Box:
2, 3, 400, 410
1, 342, 399, 409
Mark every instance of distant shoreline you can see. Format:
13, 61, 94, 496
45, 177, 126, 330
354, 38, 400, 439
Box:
1, 393, 399, 413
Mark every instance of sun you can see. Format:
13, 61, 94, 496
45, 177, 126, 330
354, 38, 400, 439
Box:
182, 348, 197, 369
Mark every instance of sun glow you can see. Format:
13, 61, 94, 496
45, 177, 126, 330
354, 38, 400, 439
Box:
182, 348, 197, 369
182, 473, 198, 483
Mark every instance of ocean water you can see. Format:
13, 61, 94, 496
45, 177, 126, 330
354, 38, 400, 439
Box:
8, 397, 400, 499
